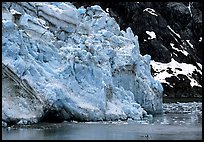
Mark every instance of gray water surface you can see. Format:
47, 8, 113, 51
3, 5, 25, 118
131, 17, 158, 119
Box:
2, 102, 202, 140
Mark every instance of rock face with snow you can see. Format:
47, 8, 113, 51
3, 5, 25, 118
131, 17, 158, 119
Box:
2, 2, 163, 126
72, 2, 202, 99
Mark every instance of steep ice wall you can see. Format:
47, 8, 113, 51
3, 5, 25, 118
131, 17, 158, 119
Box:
2, 2, 163, 125
2, 63, 46, 125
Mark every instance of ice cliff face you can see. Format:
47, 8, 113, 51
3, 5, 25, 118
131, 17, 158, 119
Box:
2, 2, 163, 125
73, 2, 202, 99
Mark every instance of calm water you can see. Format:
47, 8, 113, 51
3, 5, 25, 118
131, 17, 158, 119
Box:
2, 102, 202, 140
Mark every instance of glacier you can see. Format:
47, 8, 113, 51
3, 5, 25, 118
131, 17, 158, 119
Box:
2, 2, 163, 126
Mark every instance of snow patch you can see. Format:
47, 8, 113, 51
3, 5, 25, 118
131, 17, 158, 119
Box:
170, 43, 188, 56
167, 25, 181, 38
106, 8, 109, 13
188, 2, 193, 17
196, 62, 202, 70
186, 40, 194, 48
146, 31, 156, 39
151, 58, 201, 87
143, 8, 158, 16
199, 37, 202, 42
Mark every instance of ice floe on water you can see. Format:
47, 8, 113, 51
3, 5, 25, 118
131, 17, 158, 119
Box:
163, 102, 202, 114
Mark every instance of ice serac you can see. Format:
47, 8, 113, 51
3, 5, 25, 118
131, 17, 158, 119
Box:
2, 2, 163, 125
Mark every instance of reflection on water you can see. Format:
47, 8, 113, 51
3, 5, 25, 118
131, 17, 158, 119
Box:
2, 102, 202, 140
